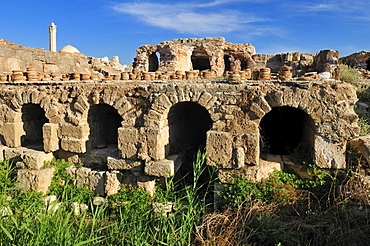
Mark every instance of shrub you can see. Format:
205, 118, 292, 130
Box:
340, 64, 359, 84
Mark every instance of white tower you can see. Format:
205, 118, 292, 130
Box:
49, 22, 57, 52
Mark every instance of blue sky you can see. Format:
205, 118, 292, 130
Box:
0, 0, 369, 65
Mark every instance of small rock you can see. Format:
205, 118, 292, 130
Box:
93, 197, 106, 206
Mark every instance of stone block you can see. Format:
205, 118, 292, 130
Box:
89, 171, 106, 196
3, 122, 23, 147
107, 156, 142, 171
144, 155, 181, 177
61, 138, 86, 153
206, 131, 232, 168
105, 171, 121, 196
75, 167, 92, 187
137, 176, 156, 196
22, 149, 54, 170
61, 123, 89, 139
146, 127, 169, 161
4, 147, 23, 163
233, 148, 245, 168
314, 135, 346, 169
17, 167, 55, 194
43, 123, 59, 152
118, 128, 138, 159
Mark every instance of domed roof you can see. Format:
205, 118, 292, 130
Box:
59, 44, 80, 53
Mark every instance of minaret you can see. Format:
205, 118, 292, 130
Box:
48, 22, 57, 52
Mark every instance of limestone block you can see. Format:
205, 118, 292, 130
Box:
89, 171, 106, 196
118, 101, 133, 116
137, 176, 156, 196
218, 158, 282, 183
243, 133, 260, 165
151, 94, 172, 114
146, 127, 169, 161
22, 149, 54, 170
76, 167, 92, 187
145, 155, 181, 177
61, 138, 86, 153
61, 123, 89, 139
206, 131, 232, 168
105, 171, 121, 196
17, 167, 55, 194
314, 135, 346, 169
43, 123, 59, 152
233, 148, 245, 168
107, 156, 142, 171
4, 147, 23, 163
73, 96, 89, 114
198, 92, 213, 108
3, 122, 23, 147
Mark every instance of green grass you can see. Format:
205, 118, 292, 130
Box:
1, 151, 369, 245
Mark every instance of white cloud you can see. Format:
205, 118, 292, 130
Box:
112, 1, 268, 36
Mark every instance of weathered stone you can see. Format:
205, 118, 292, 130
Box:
206, 131, 233, 168
137, 176, 156, 196
349, 136, 370, 166
107, 156, 142, 171
105, 171, 121, 196
314, 136, 347, 169
2, 122, 23, 147
61, 123, 89, 139
0, 145, 8, 161
17, 167, 55, 194
61, 138, 86, 153
43, 123, 59, 152
89, 171, 106, 196
93, 197, 106, 206
22, 149, 54, 170
145, 155, 181, 177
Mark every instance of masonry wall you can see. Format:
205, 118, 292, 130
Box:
0, 79, 359, 195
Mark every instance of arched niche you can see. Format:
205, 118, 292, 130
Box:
21, 103, 48, 148
167, 101, 213, 190
191, 48, 211, 71
87, 104, 122, 150
224, 55, 232, 72
259, 106, 315, 161
149, 52, 160, 72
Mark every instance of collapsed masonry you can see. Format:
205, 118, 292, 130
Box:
0, 78, 359, 196
133, 37, 340, 79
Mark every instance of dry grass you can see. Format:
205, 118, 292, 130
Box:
195, 169, 370, 246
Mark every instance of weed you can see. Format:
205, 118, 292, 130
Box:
340, 64, 359, 84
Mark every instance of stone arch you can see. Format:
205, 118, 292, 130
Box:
191, 47, 211, 71
87, 103, 123, 150
149, 52, 160, 72
144, 90, 218, 161
168, 101, 213, 155
21, 103, 48, 148
259, 106, 315, 159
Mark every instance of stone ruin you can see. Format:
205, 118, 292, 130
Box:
340, 51, 370, 79
0, 37, 362, 197
133, 37, 340, 80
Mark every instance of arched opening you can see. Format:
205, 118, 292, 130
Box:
87, 104, 122, 150
21, 104, 48, 148
168, 102, 213, 190
149, 52, 159, 72
241, 58, 248, 70
224, 55, 232, 72
260, 106, 315, 162
191, 48, 211, 71
366, 59, 370, 71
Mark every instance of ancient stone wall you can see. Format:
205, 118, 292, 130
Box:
0, 78, 359, 195
0, 41, 128, 79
